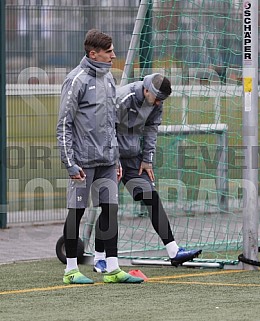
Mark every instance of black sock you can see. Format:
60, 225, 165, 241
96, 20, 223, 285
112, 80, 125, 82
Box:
63, 208, 85, 258
95, 203, 118, 257
137, 191, 175, 245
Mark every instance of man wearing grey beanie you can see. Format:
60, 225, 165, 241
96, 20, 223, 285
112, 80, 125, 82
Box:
93, 73, 202, 273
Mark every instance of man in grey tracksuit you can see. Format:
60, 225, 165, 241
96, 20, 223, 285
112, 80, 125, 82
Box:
57, 29, 143, 285
94, 73, 202, 269
117, 74, 202, 265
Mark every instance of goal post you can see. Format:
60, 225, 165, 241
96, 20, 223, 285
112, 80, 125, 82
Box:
241, 0, 259, 270
120, 0, 150, 86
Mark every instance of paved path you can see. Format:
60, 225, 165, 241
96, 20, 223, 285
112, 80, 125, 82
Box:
0, 223, 64, 264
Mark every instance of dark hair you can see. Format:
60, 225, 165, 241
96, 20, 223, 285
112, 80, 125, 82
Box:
84, 29, 112, 57
152, 74, 172, 96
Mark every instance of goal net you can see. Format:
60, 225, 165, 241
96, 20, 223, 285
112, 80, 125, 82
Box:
83, 0, 246, 266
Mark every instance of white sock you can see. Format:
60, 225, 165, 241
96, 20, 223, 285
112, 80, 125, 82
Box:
94, 251, 106, 264
65, 257, 78, 273
106, 257, 119, 273
166, 241, 179, 259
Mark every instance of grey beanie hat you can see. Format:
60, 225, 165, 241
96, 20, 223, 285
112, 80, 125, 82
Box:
143, 73, 169, 100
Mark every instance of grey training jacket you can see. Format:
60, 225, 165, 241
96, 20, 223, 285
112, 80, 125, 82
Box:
57, 56, 118, 169
116, 81, 163, 163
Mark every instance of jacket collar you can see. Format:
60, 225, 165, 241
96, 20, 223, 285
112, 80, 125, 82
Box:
80, 56, 112, 77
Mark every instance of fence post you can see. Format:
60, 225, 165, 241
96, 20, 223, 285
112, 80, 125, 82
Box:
0, 0, 7, 228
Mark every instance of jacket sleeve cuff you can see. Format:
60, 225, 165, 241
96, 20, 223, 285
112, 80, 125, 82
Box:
142, 152, 154, 163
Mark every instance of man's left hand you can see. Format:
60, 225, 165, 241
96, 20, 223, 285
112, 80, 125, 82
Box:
117, 164, 122, 181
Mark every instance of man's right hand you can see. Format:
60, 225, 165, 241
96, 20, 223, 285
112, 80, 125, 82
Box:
67, 164, 86, 181
139, 161, 155, 182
